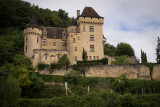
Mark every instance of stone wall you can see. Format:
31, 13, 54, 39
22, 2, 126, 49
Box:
40, 64, 152, 80
152, 64, 160, 80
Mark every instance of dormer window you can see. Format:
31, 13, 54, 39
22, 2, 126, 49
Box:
89, 26, 94, 32
71, 29, 74, 32
43, 32, 46, 37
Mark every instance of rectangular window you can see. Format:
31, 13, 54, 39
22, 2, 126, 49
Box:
75, 56, 77, 61
62, 41, 65, 46
93, 56, 95, 60
90, 35, 94, 41
73, 38, 75, 43
26, 36, 28, 43
90, 45, 94, 52
89, 56, 92, 60
89, 26, 94, 32
87, 56, 88, 60
53, 40, 56, 46
42, 40, 47, 46
57, 54, 61, 59
37, 37, 39, 43
97, 56, 99, 60
83, 25, 85, 32
71, 29, 74, 33
75, 47, 77, 51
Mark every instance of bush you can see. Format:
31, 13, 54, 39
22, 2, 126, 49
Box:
50, 63, 62, 70
112, 55, 131, 64
38, 63, 49, 70
58, 55, 70, 66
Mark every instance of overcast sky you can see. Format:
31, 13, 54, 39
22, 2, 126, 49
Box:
24, 0, 160, 63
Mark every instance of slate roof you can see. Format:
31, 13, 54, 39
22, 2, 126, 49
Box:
79, 7, 103, 18
69, 18, 77, 26
43, 27, 67, 39
27, 16, 39, 28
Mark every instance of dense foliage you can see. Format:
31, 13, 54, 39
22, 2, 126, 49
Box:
82, 48, 87, 61
114, 42, 135, 56
0, 0, 71, 32
58, 55, 70, 66
104, 43, 116, 56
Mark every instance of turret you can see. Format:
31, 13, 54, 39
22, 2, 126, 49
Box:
24, 16, 42, 58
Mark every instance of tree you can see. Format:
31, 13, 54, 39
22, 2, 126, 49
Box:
156, 37, 160, 63
58, 55, 70, 66
114, 42, 135, 56
141, 49, 147, 64
0, 71, 21, 107
82, 48, 87, 61
112, 55, 131, 64
104, 43, 116, 56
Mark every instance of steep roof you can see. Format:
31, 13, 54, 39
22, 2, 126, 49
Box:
79, 7, 103, 18
27, 16, 39, 28
44, 27, 66, 39
69, 18, 77, 26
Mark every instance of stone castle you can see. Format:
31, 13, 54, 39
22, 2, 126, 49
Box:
24, 7, 104, 66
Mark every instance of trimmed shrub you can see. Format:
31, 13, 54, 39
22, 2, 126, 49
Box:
38, 63, 49, 70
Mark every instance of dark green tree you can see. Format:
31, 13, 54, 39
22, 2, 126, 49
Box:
156, 37, 160, 63
82, 48, 87, 61
114, 42, 135, 56
141, 49, 147, 63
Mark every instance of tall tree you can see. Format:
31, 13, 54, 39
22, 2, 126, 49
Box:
82, 48, 87, 61
141, 49, 147, 63
156, 37, 160, 63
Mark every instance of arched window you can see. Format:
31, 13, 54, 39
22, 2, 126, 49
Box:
45, 54, 47, 60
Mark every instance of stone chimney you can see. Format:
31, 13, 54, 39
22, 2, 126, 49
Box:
77, 10, 80, 17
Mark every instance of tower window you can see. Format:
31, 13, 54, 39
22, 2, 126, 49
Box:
53, 40, 56, 46
73, 38, 75, 43
89, 26, 94, 32
87, 56, 88, 60
71, 29, 74, 32
75, 56, 77, 61
26, 36, 28, 42
75, 47, 77, 51
45, 54, 47, 60
42, 40, 47, 46
90, 35, 94, 41
37, 37, 39, 43
83, 25, 85, 32
26, 45, 27, 52
90, 45, 94, 52
64, 33, 66, 38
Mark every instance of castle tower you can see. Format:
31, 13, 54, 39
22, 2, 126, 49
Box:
77, 7, 104, 61
24, 16, 42, 58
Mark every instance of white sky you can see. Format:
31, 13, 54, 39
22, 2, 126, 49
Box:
24, 0, 160, 63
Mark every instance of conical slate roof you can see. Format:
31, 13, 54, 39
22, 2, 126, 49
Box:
27, 16, 39, 28
80, 7, 103, 18
69, 18, 77, 26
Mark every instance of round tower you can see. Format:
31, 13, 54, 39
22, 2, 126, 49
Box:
24, 16, 42, 58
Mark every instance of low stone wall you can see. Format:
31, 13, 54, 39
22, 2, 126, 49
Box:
40, 64, 152, 80
152, 64, 160, 80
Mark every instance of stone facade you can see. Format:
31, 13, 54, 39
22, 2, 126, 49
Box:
152, 64, 160, 80
24, 7, 104, 66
